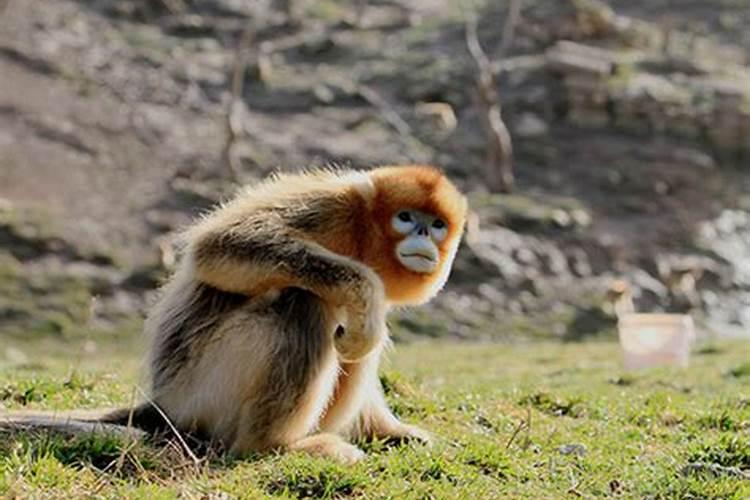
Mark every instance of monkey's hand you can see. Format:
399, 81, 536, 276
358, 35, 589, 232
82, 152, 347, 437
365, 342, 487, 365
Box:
333, 272, 388, 362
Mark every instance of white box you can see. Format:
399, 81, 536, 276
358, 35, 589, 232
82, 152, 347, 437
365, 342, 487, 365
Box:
617, 313, 695, 370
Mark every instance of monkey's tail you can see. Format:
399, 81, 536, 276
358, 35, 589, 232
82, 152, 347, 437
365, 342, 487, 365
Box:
99, 403, 171, 431
0, 403, 167, 439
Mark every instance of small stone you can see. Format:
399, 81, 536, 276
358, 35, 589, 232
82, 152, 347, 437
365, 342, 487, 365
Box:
571, 209, 592, 228
5, 347, 28, 365
558, 443, 587, 456
654, 181, 670, 195
313, 84, 335, 104
552, 209, 572, 228
415, 102, 457, 131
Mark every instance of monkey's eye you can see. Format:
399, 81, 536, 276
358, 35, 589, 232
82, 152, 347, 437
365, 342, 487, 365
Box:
430, 218, 448, 241
392, 210, 416, 234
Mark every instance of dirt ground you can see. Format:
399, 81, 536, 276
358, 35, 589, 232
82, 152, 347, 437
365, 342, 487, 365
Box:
1, 0, 749, 342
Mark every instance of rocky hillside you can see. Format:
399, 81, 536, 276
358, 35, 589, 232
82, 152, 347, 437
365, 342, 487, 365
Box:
1, 0, 749, 346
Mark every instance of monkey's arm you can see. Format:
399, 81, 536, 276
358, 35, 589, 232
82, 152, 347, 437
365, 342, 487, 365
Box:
190, 204, 386, 361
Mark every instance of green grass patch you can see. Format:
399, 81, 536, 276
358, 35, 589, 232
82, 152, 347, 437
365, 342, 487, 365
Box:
1, 340, 750, 497
727, 361, 750, 378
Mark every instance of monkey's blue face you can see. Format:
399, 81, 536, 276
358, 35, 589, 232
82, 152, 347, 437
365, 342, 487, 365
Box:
391, 210, 447, 274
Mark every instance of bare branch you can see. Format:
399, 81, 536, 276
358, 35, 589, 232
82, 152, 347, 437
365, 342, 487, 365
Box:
355, 83, 412, 137
222, 24, 255, 184
500, 0, 522, 57
466, 13, 515, 193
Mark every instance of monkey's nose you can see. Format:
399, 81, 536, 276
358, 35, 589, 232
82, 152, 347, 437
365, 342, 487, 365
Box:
416, 226, 429, 236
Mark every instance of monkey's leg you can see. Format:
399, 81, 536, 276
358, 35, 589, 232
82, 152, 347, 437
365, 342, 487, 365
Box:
191, 214, 387, 361
224, 288, 366, 462
320, 345, 431, 445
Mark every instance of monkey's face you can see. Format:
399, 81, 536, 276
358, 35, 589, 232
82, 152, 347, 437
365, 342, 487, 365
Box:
390, 209, 447, 274
367, 165, 467, 305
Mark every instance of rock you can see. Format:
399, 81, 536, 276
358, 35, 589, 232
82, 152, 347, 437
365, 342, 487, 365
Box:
546, 41, 616, 75
313, 84, 336, 104
414, 102, 457, 132
671, 148, 716, 170
515, 113, 548, 138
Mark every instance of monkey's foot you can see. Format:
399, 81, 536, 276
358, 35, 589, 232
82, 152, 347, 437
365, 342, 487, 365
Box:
288, 433, 365, 464
374, 423, 433, 447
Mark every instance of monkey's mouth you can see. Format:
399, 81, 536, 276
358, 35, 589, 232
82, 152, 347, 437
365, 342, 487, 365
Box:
396, 237, 439, 274
400, 252, 435, 262
398, 251, 437, 274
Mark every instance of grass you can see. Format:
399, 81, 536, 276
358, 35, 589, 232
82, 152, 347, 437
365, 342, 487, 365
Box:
1, 339, 749, 498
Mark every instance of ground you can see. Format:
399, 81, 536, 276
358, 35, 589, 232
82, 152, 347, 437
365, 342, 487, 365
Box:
2, 338, 749, 498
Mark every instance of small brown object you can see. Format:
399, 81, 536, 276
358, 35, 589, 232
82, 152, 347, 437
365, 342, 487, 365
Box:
606, 279, 635, 319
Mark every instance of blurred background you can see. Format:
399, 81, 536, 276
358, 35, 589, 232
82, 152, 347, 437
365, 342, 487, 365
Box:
1, 0, 749, 358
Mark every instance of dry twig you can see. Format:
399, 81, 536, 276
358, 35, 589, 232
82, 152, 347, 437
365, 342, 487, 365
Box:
465, 8, 516, 193
505, 416, 528, 449
506, 404, 533, 449
135, 386, 202, 467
